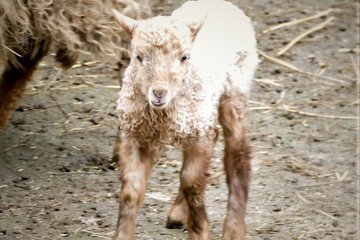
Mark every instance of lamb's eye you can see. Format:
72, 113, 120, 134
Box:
136, 55, 143, 63
180, 54, 189, 63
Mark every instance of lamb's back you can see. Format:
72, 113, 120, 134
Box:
173, 0, 259, 95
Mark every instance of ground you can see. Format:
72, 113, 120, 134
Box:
0, 0, 358, 239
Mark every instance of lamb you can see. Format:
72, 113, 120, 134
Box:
112, 0, 259, 239
0, 0, 150, 129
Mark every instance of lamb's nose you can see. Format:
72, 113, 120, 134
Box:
153, 89, 166, 99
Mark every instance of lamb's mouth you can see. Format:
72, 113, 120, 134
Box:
148, 88, 169, 109
150, 99, 167, 109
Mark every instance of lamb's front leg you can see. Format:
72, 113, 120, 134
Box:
177, 135, 216, 240
219, 93, 251, 240
113, 139, 158, 240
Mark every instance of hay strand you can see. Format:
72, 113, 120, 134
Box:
277, 17, 335, 56
280, 104, 359, 120
4, 45, 22, 57
262, 8, 334, 34
258, 50, 347, 84
296, 191, 312, 204
314, 209, 339, 221
250, 104, 359, 120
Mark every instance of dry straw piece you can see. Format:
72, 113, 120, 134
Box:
262, 8, 334, 34
258, 50, 347, 84
277, 17, 335, 57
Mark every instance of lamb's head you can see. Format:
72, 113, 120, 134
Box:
112, 9, 203, 110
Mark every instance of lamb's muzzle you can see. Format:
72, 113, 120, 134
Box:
112, 0, 259, 239
149, 85, 170, 109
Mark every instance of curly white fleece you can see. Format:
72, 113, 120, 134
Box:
117, 0, 258, 146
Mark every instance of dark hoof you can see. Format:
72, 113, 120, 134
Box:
111, 153, 119, 164
165, 219, 184, 229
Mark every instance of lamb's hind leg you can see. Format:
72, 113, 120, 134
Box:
113, 139, 158, 240
219, 92, 251, 240
166, 185, 188, 229
0, 39, 50, 129
170, 133, 216, 240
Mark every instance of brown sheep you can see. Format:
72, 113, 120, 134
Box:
0, 0, 150, 129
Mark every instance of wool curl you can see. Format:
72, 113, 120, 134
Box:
0, 0, 151, 67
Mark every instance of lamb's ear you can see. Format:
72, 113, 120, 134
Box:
187, 18, 205, 40
171, 2, 207, 41
112, 8, 137, 37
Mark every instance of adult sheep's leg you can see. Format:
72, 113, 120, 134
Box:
219, 92, 251, 240
177, 134, 216, 240
113, 138, 158, 240
0, 39, 50, 129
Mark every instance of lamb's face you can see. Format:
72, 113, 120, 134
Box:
130, 17, 194, 110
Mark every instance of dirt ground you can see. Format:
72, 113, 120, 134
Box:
0, 0, 359, 239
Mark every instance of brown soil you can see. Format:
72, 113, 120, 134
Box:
0, 0, 358, 239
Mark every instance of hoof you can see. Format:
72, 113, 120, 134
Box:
165, 219, 184, 229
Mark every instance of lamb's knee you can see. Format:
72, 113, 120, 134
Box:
219, 92, 247, 138
119, 187, 140, 209
180, 166, 209, 212
180, 163, 209, 198
181, 166, 204, 188
119, 175, 146, 209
